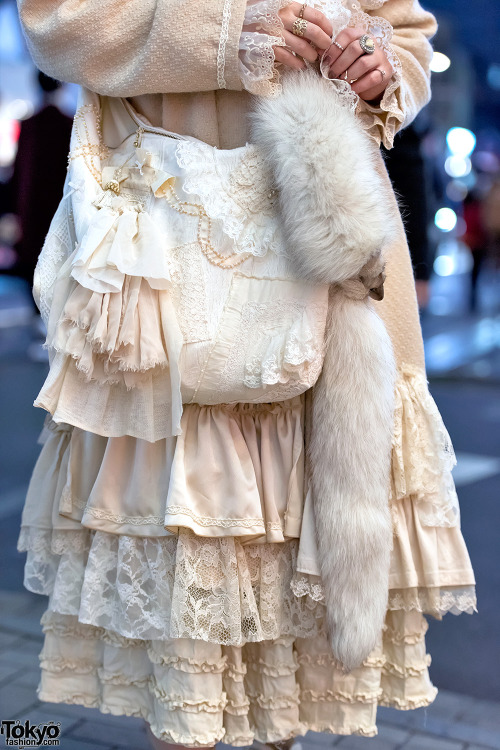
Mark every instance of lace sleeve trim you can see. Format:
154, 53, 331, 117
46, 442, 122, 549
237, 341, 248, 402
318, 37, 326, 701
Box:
349, 9, 405, 150
238, 0, 293, 96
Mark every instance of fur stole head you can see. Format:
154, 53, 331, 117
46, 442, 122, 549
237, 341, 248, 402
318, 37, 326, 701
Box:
251, 67, 398, 672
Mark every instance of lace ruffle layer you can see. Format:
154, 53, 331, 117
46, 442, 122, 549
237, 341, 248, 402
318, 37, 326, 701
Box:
19, 528, 325, 644
18, 364, 476, 618
292, 366, 477, 612
239, 0, 293, 96
391, 367, 459, 528
35, 606, 437, 745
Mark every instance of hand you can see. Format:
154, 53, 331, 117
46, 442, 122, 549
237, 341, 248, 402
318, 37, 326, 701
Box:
322, 26, 392, 103
274, 2, 333, 71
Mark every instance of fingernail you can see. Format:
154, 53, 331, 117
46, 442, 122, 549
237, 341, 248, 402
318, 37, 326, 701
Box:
323, 54, 333, 67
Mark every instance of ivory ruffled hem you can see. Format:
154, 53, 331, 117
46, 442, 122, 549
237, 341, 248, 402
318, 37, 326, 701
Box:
16, 363, 477, 741
35, 607, 437, 745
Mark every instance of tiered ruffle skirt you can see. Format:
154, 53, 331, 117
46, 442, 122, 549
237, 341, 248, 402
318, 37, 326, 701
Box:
17, 91, 477, 744
17, 370, 477, 744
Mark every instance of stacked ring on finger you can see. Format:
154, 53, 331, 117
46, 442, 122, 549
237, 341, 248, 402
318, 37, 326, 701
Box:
292, 17, 308, 37
359, 33, 376, 54
298, 3, 307, 18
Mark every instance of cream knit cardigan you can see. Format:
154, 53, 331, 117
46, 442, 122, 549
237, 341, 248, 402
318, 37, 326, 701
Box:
17, 0, 438, 149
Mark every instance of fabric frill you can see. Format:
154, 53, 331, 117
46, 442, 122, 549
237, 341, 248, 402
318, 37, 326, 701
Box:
17, 367, 477, 744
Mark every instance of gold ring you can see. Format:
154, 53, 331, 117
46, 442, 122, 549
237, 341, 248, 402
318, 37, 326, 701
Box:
299, 3, 307, 18
292, 17, 308, 36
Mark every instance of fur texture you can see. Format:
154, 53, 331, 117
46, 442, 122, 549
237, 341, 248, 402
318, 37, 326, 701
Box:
251, 66, 397, 672
250, 67, 398, 284
309, 291, 396, 672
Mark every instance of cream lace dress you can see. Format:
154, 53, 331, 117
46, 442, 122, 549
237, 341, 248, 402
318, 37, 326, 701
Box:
16, 0, 477, 745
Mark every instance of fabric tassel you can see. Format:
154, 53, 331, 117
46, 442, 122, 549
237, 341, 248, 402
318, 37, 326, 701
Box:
251, 66, 398, 671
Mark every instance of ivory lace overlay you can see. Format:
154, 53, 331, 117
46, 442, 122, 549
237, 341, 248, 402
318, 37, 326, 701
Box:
223, 297, 328, 394
174, 139, 283, 257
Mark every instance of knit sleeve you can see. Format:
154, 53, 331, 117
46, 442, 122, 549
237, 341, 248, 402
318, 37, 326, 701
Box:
16, 0, 249, 96
353, 0, 438, 150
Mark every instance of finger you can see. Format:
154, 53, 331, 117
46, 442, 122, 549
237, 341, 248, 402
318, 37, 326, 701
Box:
334, 25, 367, 51
281, 7, 333, 49
344, 49, 385, 82
322, 25, 371, 67
287, 2, 334, 37
328, 35, 375, 79
282, 28, 318, 63
352, 68, 389, 97
274, 45, 307, 71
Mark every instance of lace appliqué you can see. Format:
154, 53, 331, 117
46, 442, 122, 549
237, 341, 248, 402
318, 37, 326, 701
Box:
218, 297, 328, 399
175, 140, 283, 257
241, 300, 327, 389
168, 242, 211, 343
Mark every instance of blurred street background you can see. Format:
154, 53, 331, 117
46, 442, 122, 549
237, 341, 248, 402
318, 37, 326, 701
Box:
0, 0, 500, 748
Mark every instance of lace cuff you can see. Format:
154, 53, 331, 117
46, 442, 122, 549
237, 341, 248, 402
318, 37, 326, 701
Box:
350, 10, 406, 150
238, 0, 293, 96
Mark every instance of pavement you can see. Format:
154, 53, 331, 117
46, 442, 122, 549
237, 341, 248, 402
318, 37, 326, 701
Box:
0, 272, 500, 750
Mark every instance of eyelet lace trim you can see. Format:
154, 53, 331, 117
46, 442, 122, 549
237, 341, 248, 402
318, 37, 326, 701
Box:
350, 9, 405, 149
239, 0, 293, 96
165, 505, 283, 531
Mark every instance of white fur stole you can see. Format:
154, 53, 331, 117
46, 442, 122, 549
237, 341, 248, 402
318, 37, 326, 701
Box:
251, 67, 398, 672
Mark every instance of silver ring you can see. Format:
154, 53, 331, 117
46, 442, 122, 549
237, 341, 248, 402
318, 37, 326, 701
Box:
332, 40, 344, 51
359, 34, 376, 55
377, 68, 386, 80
